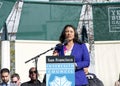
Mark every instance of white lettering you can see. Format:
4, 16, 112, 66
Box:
116, 10, 120, 15
111, 10, 116, 15
112, 16, 116, 20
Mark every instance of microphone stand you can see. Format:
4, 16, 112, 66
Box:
25, 47, 54, 80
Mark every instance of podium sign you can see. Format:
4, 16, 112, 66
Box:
46, 56, 75, 86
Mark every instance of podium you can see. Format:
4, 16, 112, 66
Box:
46, 56, 75, 86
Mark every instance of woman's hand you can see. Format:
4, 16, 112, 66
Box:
53, 50, 59, 56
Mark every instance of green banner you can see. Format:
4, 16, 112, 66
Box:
0, 0, 16, 29
92, 3, 120, 41
17, 1, 82, 40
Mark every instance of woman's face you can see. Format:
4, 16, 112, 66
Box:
65, 26, 75, 41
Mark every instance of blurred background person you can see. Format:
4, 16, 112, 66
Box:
84, 67, 104, 86
11, 73, 21, 86
114, 74, 120, 86
21, 67, 42, 86
0, 68, 10, 86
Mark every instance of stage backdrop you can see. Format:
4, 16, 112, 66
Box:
92, 2, 120, 86
92, 2, 120, 41
16, 1, 83, 40
0, 0, 16, 29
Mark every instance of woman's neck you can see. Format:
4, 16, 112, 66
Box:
67, 40, 74, 45
66, 41, 74, 50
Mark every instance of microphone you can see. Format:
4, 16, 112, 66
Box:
62, 39, 69, 45
56, 39, 69, 47
51, 39, 69, 50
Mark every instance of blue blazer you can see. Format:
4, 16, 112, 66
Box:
55, 43, 90, 85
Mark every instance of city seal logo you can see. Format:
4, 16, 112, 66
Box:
0, 2, 3, 9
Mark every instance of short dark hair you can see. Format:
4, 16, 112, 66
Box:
0, 68, 10, 74
29, 67, 38, 74
11, 73, 20, 80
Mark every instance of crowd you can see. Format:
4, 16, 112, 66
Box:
1, 67, 120, 86
0, 67, 105, 86
0, 67, 44, 86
